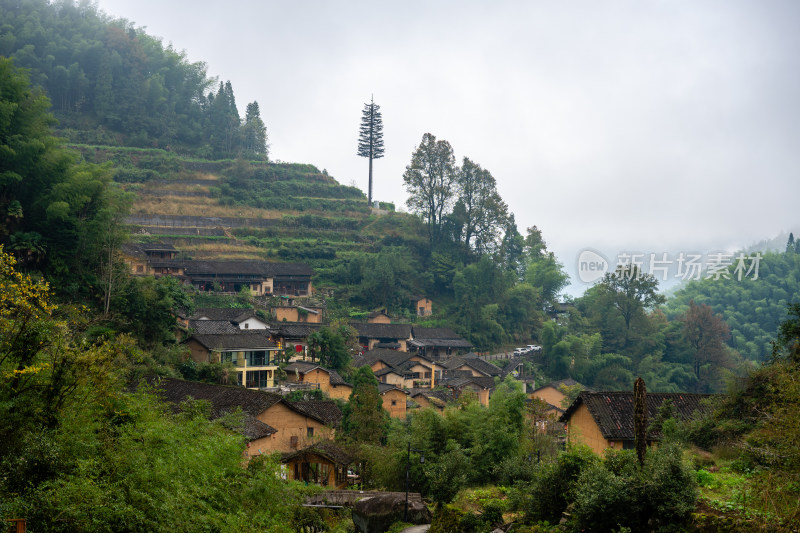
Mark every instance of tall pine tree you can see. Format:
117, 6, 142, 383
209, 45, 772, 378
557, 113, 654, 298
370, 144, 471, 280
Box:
243, 101, 268, 159
357, 96, 385, 205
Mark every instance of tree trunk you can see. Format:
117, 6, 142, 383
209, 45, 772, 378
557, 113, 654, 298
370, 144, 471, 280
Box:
634, 377, 647, 467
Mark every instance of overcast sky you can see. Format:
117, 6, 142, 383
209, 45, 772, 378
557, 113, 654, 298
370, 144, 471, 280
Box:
97, 0, 800, 294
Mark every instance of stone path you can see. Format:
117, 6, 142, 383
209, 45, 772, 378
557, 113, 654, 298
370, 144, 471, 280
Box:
398, 526, 430, 533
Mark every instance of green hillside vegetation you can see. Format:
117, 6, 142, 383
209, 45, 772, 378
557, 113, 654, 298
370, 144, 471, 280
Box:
664, 245, 800, 361
1, 0, 267, 159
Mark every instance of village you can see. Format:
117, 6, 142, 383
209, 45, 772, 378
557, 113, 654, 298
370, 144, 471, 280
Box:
124, 241, 713, 493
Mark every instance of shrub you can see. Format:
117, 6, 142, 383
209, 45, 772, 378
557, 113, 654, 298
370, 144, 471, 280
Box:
513, 445, 598, 524
429, 505, 465, 533
571, 443, 698, 533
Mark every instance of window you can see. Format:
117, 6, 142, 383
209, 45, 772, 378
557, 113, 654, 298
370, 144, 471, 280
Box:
307, 427, 314, 438
136, 265, 144, 273
245, 370, 271, 388
391, 399, 397, 406
290, 435, 299, 449
244, 323, 249, 329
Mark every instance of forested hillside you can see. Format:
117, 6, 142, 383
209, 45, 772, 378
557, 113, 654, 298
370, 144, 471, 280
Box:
0, 0, 267, 158
664, 244, 800, 361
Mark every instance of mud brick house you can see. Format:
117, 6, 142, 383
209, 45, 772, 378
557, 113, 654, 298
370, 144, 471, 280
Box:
378, 383, 409, 419
439, 376, 495, 406
561, 391, 714, 455
352, 349, 441, 389
407, 327, 472, 359
272, 304, 324, 323
281, 441, 353, 489
123, 244, 313, 297
350, 322, 413, 352
367, 309, 392, 323
182, 260, 313, 296
283, 361, 353, 401
408, 388, 451, 412
268, 322, 326, 354
152, 378, 342, 457
439, 354, 502, 380
122, 242, 179, 275
412, 296, 433, 317
530, 378, 586, 412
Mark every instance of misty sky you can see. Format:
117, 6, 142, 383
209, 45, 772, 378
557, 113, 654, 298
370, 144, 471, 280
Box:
97, 0, 800, 294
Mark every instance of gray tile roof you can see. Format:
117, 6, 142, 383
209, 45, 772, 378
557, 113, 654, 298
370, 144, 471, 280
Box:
151, 377, 341, 431
152, 377, 283, 419
189, 319, 241, 335
183, 260, 313, 277
561, 391, 715, 441
282, 362, 352, 388
411, 326, 462, 339
440, 356, 502, 377
281, 440, 353, 466
192, 308, 261, 322
350, 322, 413, 339
269, 322, 325, 338
409, 388, 452, 405
188, 332, 277, 351
378, 383, 409, 395
290, 400, 343, 426
353, 349, 429, 370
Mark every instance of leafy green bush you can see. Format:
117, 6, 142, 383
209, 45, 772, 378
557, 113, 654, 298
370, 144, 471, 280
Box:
429, 505, 465, 533
512, 445, 598, 524
571, 444, 698, 533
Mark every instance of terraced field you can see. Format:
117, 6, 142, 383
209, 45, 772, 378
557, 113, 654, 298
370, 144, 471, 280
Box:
76, 146, 420, 287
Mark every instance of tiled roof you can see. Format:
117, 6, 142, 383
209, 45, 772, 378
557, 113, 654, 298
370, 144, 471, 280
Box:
282, 363, 352, 388
561, 391, 715, 441
500, 356, 525, 378
243, 418, 278, 440
440, 356, 501, 377
441, 376, 495, 389
152, 377, 282, 419
281, 440, 353, 466
149, 378, 343, 439
290, 400, 343, 426
143, 243, 177, 252
269, 322, 325, 338
121, 242, 147, 258
373, 366, 404, 377
350, 322, 413, 339
283, 361, 321, 374
189, 319, 241, 335
192, 308, 260, 322
408, 339, 473, 349
374, 342, 402, 349
535, 378, 581, 391
411, 327, 461, 340
353, 349, 427, 370
183, 260, 313, 277
409, 388, 452, 404
328, 370, 351, 387
188, 332, 277, 351
378, 383, 409, 395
